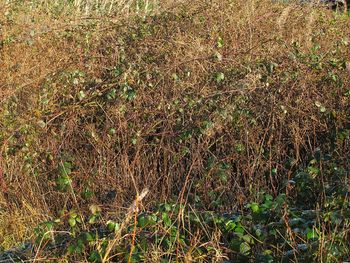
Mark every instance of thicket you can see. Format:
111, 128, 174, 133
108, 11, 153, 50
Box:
0, 0, 349, 262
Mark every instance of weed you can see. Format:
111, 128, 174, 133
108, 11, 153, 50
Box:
0, 0, 350, 262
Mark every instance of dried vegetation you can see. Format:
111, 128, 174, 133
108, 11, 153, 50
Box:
0, 0, 349, 261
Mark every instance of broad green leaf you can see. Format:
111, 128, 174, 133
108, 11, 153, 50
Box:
239, 242, 251, 255
162, 212, 172, 227
307, 229, 319, 240
250, 203, 260, 213
68, 217, 76, 227
88, 251, 101, 262
225, 220, 236, 232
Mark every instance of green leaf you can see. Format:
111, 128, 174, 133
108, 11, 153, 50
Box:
67, 244, 76, 254
217, 37, 224, 48
68, 217, 76, 227
258, 254, 273, 263
77, 90, 86, 101
307, 229, 319, 240
265, 194, 273, 201
242, 234, 253, 244
250, 202, 260, 213
76, 216, 82, 223
70, 212, 78, 219
113, 67, 122, 77
107, 220, 120, 232
84, 232, 94, 242
138, 215, 147, 228
89, 204, 101, 215
171, 73, 179, 81
59, 161, 72, 176
225, 220, 236, 232
147, 215, 157, 225
82, 187, 93, 199
75, 240, 85, 254
123, 85, 136, 100
337, 129, 349, 141
255, 228, 262, 237
42, 221, 55, 230
89, 215, 99, 224
163, 203, 171, 212
235, 143, 244, 153
229, 238, 241, 251
234, 226, 244, 235
162, 212, 172, 227
56, 175, 72, 191
107, 89, 117, 100
239, 242, 251, 255
108, 128, 116, 135
215, 72, 225, 83
107, 220, 116, 231
307, 166, 319, 176
88, 250, 101, 262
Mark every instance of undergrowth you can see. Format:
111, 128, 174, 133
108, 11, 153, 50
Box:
0, 0, 349, 262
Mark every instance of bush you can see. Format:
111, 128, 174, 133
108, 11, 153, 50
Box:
0, 0, 349, 261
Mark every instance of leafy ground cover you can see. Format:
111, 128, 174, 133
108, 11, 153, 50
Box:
0, 0, 349, 262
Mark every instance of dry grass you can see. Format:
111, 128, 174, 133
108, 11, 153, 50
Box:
0, 0, 349, 261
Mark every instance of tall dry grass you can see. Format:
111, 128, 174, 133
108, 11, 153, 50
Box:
0, 0, 349, 260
